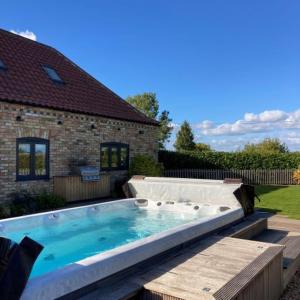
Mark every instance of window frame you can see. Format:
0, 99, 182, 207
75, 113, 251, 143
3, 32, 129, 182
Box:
16, 137, 50, 181
0, 59, 7, 71
100, 142, 129, 171
42, 65, 64, 84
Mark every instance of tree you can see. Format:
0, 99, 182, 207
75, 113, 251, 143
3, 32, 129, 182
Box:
242, 138, 289, 154
158, 110, 173, 150
126, 92, 159, 119
126, 92, 173, 149
174, 121, 195, 151
194, 143, 212, 152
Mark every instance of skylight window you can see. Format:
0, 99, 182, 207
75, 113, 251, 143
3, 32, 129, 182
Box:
0, 59, 7, 70
43, 66, 64, 83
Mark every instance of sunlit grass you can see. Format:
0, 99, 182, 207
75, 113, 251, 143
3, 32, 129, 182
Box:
255, 185, 300, 220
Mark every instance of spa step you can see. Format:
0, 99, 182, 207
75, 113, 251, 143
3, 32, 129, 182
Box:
218, 212, 268, 240
281, 232, 300, 288
253, 228, 300, 288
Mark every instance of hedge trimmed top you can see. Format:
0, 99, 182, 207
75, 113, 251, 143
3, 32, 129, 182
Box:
159, 150, 300, 170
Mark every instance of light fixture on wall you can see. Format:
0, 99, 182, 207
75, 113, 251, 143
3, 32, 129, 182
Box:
57, 118, 63, 125
16, 115, 23, 122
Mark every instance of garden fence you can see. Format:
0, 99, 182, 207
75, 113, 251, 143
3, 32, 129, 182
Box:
163, 169, 296, 185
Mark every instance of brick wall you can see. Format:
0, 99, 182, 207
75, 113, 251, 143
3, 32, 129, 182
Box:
0, 102, 158, 202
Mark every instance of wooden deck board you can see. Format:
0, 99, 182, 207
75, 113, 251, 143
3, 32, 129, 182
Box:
213, 246, 283, 300
253, 228, 288, 244
253, 214, 300, 289
142, 281, 213, 300
77, 212, 300, 300
218, 212, 268, 240
267, 214, 300, 232
133, 237, 283, 300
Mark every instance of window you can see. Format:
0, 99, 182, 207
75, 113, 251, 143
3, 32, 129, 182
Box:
0, 59, 7, 71
43, 66, 64, 83
17, 138, 49, 181
100, 143, 129, 171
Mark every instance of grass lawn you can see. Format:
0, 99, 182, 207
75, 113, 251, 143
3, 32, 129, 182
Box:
255, 185, 300, 220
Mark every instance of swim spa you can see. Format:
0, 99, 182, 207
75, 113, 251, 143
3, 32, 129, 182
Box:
0, 178, 247, 299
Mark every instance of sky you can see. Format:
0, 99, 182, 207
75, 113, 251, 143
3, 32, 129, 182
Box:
1, 0, 300, 151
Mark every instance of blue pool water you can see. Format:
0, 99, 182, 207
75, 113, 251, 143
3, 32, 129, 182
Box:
4, 207, 199, 278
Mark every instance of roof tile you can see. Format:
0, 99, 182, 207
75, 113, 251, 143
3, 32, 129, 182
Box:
0, 29, 157, 125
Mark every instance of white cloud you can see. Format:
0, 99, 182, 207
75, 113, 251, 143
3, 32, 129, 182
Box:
209, 137, 253, 151
284, 110, 300, 129
10, 30, 37, 41
287, 138, 300, 145
258, 110, 288, 122
166, 108, 300, 151
200, 109, 300, 151
244, 113, 257, 122
195, 120, 214, 130
200, 109, 300, 136
244, 110, 288, 123
285, 131, 300, 145
169, 122, 180, 129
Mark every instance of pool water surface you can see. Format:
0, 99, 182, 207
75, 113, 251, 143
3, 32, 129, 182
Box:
4, 206, 200, 278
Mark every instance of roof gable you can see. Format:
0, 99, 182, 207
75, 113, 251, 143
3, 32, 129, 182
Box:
0, 29, 157, 125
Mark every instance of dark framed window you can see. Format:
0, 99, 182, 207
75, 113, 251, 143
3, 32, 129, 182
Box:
43, 65, 64, 84
100, 143, 129, 171
16, 138, 49, 181
0, 59, 7, 71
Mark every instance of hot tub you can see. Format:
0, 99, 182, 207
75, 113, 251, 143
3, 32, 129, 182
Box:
0, 178, 245, 299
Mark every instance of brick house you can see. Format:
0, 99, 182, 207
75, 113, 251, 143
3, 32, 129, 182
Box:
0, 29, 158, 202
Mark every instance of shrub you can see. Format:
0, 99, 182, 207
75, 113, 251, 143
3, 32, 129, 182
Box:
0, 204, 10, 219
9, 190, 66, 215
293, 167, 300, 184
35, 191, 66, 210
9, 190, 36, 217
159, 150, 300, 170
129, 154, 163, 177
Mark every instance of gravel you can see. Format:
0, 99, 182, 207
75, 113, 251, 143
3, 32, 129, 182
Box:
281, 269, 300, 300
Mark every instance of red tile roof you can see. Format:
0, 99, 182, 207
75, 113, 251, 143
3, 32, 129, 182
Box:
0, 29, 158, 125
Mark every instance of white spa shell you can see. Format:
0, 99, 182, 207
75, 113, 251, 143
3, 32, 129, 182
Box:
1, 177, 244, 300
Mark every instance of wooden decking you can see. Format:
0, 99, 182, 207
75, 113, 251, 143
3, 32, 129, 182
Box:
76, 212, 300, 300
136, 237, 283, 300
253, 214, 300, 289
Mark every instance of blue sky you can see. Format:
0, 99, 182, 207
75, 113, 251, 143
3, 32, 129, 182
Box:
1, 0, 300, 150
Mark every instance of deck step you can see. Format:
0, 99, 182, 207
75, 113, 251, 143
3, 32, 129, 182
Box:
279, 232, 300, 288
219, 214, 268, 240
268, 215, 300, 233
254, 228, 300, 288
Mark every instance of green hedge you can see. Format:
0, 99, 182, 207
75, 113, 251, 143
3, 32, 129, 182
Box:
129, 154, 163, 177
159, 150, 300, 170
